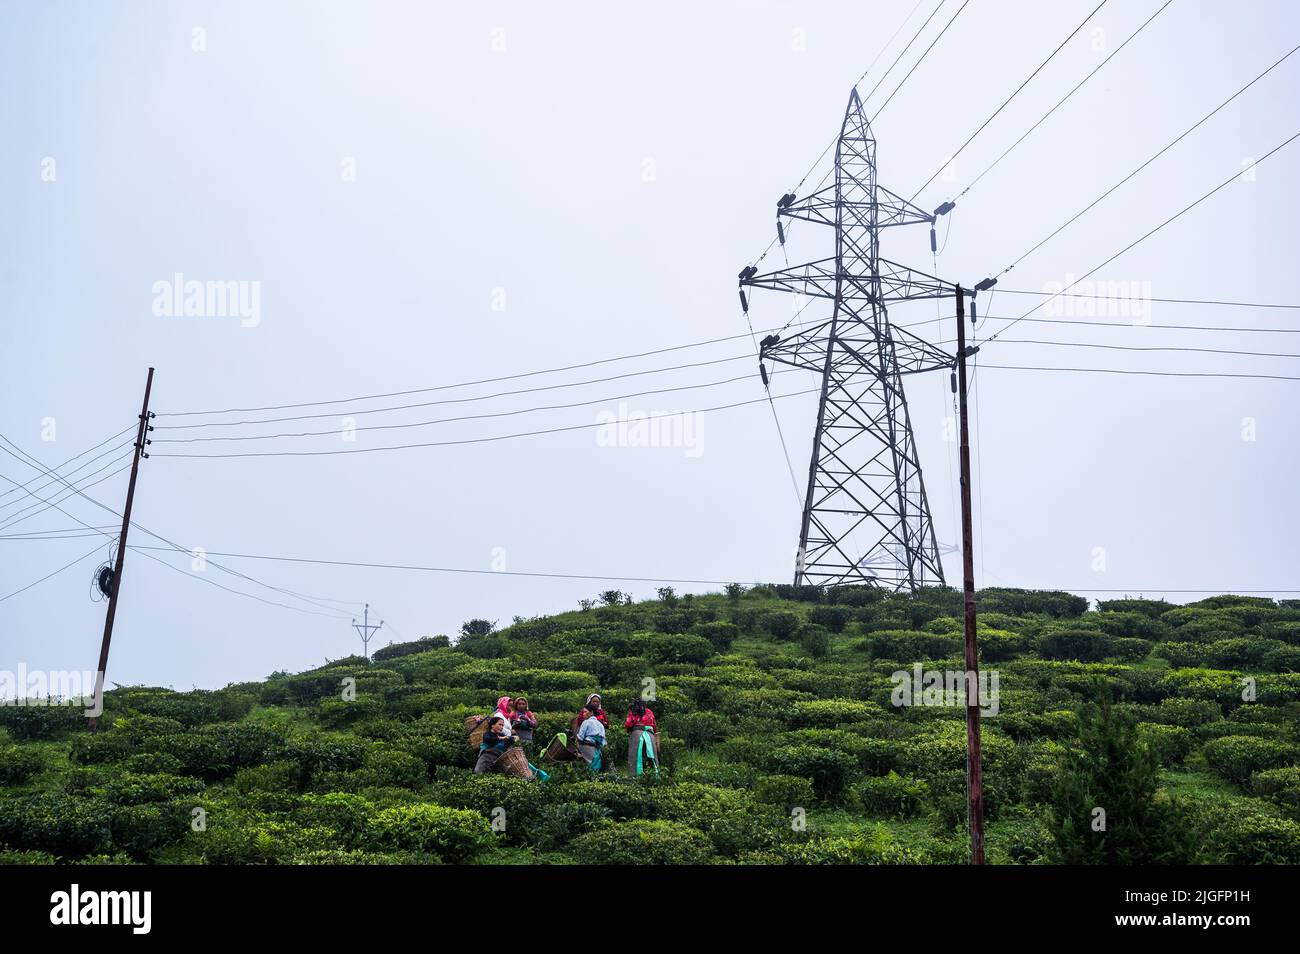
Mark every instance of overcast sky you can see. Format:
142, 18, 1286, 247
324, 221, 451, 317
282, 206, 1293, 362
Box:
2, 0, 1298, 691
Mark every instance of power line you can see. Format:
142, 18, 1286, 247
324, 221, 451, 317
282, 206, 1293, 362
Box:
743, 0, 947, 270
930, 0, 1175, 204
155, 360, 757, 436
0, 440, 137, 515
0, 434, 359, 617
898, 311, 1300, 334
122, 545, 1300, 595
940, 338, 1300, 359
0, 541, 106, 604
130, 545, 752, 587
0, 424, 136, 502
152, 387, 819, 459
0, 456, 134, 532
990, 43, 1300, 281
0, 526, 118, 541
991, 289, 1300, 310
909, 0, 1110, 201
981, 364, 1300, 381
129, 546, 353, 620
157, 326, 784, 419
870, 0, 973, 123
983, 129, 1300, 344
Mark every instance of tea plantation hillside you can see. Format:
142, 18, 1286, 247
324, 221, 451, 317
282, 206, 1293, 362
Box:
3, 585, 1300, 864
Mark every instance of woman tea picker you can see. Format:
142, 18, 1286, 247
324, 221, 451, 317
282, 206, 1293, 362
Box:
474, 716, 511, 774
575, 707, 606, 772
510, 696, 537, 744
624, 697, 659, 777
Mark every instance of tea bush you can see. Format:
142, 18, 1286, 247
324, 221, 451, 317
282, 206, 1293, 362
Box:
568, 820, 715, 865
363, 804, 493, 860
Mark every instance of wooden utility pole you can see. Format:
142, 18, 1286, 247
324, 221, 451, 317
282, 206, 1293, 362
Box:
954, 286, 985, 864
88, 367, 154, 730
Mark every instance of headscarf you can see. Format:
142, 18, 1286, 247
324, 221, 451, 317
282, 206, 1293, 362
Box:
585, 693, 603, 711
494, 696, 514, 737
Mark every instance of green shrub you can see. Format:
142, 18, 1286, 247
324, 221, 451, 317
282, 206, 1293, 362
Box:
1251, 767, 1300, 819
1202, 736, 1299, 785
0, 745, 43, 785
568, 820, 715, 865
364, 804, 493, 860
1136, 723, 1194, 766
123, 751, 184, 774
232, 760, 304, 794
786, 699, 879, 729
800, 625, 832, 659
1141, 697, 1221, 727
649, 783, 785, 856
808, 605, 853, 633
781, 825, 928, 864
754, 774, 815, 808
1048, 696, 1197, 864
694, 621, 739, 653
1152, 642, 1205, 667
861, 630, 960, 661
1107, 638, 1153, 662
527, 802, 612, 851
371, 636, 451, 661
1037, 630, 1112, 663
627, 633, 714, 665
110, 801, 191, 859
1264, 646, 1300, 673
1091, 611, 1168, 640
295, 793, 375, 846
0, 794, 113, 858
196, 816, 339, 865
92, 773, 204, 806
431, 774, 550, 844
354, 747, 427, 789
978, 588, 1088, 618
856, 772, 928, 818
1199, 799, 1300, 864
765, 745, 855, 800
0, 705, 85, 741
761, 611, 802, 641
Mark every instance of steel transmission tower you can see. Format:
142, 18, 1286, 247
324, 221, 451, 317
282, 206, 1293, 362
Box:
740, 89, 957, 591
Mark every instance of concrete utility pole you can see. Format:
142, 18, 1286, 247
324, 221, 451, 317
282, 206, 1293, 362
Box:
954, 287, 984, 865
353, 603, 383, 660
89, 367, 155, 730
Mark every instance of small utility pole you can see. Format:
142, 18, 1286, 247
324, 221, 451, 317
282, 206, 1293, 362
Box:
353, 603, 383, 660
88, 367, 155, 730
954, 286, 985, 864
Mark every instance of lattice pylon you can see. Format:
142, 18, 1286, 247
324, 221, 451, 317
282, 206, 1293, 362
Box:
742, 88, 952, 591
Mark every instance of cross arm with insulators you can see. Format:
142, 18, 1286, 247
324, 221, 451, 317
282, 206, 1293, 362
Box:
771, 184, 938, 246
758, 319, 954, 378
738, 256, 956, 311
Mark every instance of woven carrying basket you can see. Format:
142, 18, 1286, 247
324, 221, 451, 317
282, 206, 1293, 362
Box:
465, 715, 488, 750
494, 745, 534, 779
544, 735, 577, 763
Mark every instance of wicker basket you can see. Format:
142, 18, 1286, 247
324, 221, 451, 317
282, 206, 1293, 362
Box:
465, 714, 488, 750
543, 735, 577, 763
495, 745, 534, 779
